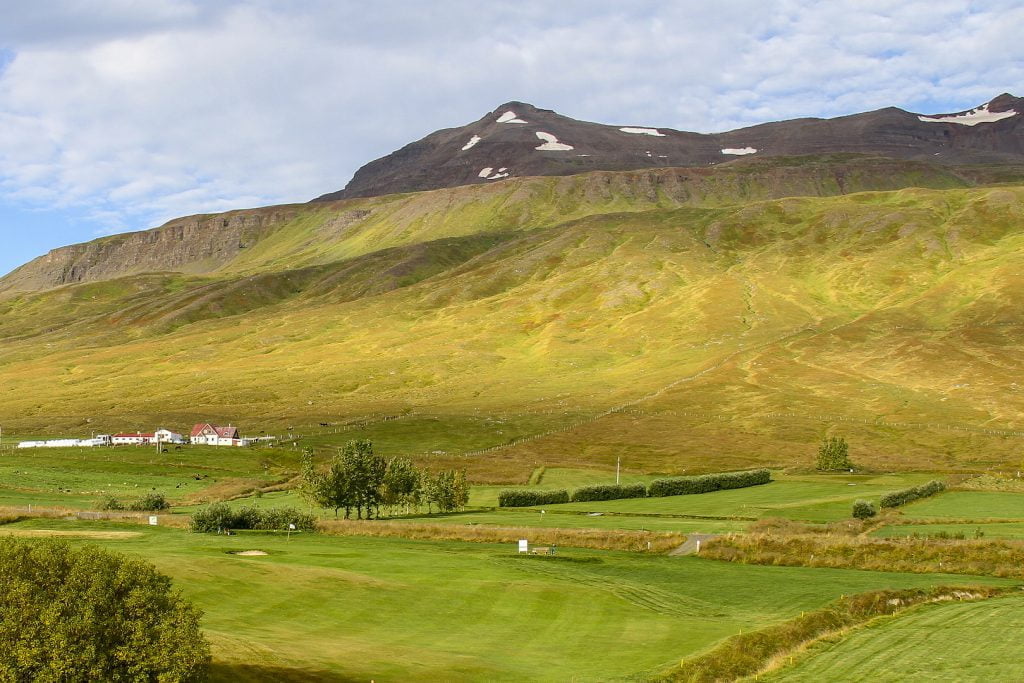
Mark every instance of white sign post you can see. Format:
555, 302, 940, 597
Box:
518, 539, 529, 554
148, 516, 158, 526
288, 522, 296, 541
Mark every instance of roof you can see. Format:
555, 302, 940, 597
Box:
112, 433, 154, 438
191, 423, 239, 438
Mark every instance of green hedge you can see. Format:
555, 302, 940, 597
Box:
497, 489, 569, 508
648, 468, 771, 497
190, 504, 318, 533
570, 483, 647, 503
880, 480, 946, 508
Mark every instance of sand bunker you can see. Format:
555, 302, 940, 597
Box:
0, 529, 142, 540
231, 550, 269, 556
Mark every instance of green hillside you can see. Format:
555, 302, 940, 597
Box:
1, 160, 1023, 480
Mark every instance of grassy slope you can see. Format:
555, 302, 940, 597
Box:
1, 169, 1023, 478
0, 518, 1010, 681
773, 595, 1024, 682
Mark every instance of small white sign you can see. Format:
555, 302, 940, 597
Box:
518, 539, 529, 553
288, 523, 296, 530
148, 516, 158, 526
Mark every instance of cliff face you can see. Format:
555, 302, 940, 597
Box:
0, 205, 301, 295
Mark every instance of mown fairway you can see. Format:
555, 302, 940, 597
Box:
875, 522, 1024, 540
0, 517, 1012, 682
515, 473, 935, 522
899, 490, 1024, 520
772, 595, 1024, 681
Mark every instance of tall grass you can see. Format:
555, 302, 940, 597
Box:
702, 531, 1024, 578
317, 519, 684, 552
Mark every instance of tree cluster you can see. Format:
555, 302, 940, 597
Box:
301, 440, 469, 519
816, 436, 853, 471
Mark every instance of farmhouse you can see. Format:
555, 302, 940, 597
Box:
112, 432, 155, 446
191, 423, 244, 446
155, 429, 185, 444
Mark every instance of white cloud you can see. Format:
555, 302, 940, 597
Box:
0, 0, 1022, 266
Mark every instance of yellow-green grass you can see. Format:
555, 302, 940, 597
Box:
0, 445, 299, 509
772, 595, 1024, 682
524, 473, 935, 522
874, 522, 1024, 540
898, 491, 1024, 520
390, 509, 748, 534
1, 516, 1012, 681
2, 184, 1024, 475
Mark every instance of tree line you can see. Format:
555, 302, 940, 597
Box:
300, 440, 469, 519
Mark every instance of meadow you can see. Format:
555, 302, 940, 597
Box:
772, 595, 1024, 681
0, 516, 1012, 682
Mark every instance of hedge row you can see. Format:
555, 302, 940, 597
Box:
570, 483, 647, 503
497, 489, 570, 508
880, 479, 946, 508
190, 504, 317, 533
648, 469, 771, 498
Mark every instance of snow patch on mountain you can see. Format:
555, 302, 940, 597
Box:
619, 127, 665, 137
497, 111, 527, 124
478, 166, 509, 180
535, 132, 574, 151
721, 147, 758, 155
462, 135, 482, 150
918, 103, 1017, 126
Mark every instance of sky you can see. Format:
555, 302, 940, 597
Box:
1, 0, 1022, 276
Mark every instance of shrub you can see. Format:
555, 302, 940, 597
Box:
96, 495, 124, 511
0, 538, 210, 680
648, 469, 771, 498
127, 492, 170, 512
497, 489, 569, 508
189, 504, 317, 533
879, 480, 946, 508
852, 499, 877, 519
570, 483, 647, 502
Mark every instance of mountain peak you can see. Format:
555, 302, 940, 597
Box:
315, 93, 1024, 202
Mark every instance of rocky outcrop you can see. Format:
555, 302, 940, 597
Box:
0, 206, 302, 295
315, 94, 1024, 201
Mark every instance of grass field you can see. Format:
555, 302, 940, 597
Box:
772, 595, 1024, 681
898, 491, 1024, 520
3, 180, 1024, 475
874, 522, 1024, 540
0, 517, 1012, 682
519, 473, 936, 522
0, 445, 299, 509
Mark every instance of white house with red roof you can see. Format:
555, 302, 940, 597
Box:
190, 423, 243, 446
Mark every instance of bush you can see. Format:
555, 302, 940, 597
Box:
879, 480, 946, 508
0, 537, 209, 680
127, 492, 170, 512
648, 469, 771, 498
570, 483, 647, 502
189, 504, 317, 533
497, 489, 569, 508
96, 495, 124, 511
852, 499, 877, 519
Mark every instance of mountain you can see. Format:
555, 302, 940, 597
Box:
2, 167, 1024, 477
315, 94, 1024, 201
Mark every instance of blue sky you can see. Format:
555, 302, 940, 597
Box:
1, 0, 1022, 276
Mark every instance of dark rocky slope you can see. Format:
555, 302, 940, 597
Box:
316, 94, 1024, 200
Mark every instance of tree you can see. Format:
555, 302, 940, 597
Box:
342, 440, 386, 519
300, 448, 354, 519
816, 436, 853, 471
0, 538, 209, 681
425, 469, 471, 514
381, 457, 422, 516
